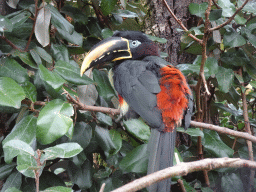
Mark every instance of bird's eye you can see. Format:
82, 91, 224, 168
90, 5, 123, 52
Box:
130, 40, 141, 48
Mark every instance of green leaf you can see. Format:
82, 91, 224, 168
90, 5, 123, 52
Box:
96, 112, 113, 126
51, 44, 69, 62
9, 10, 31, 28
42, 186, 72, 192
220, 48, 249, 67
30, 49, 42, 65
203, 130, 234, 158
239, 0, 256, 15
101, 0, 117, 15
35, 4, 51, 47
146, 34, 167, 44
34, 46, 53, 63
221, 173, 243, 192
5, 187, 22, 192
17, 153, 38, 178
0, 15, 13, 32
209, 9, 222, 21
112, 9, 138, 18
67, 160, 92, 189
109, 129, 122, 155
12, 50, 38, 69
3, 140, 35, 163
216, 66, 234, 93
102, 28, 114, 39
0, 57, 29, 83
123, 119, 151, 141
0, 77, 25, 111
71, 122, 92, 149
95, 126, 119, 157
177, 127, 204, 137
119, 144, 148, 173
189, 2, 208, 18
57, 27, 83, 47
46, 4, 74, 35
1, 171, 22, 192
61, 5, 88, 25
205, 57, 219, 78
54, 60, 94, 85
93, 167, 112, 179
223, 29, 246, 48
38, 64, 66, 91
242, 23, 256, 48
21, 81, 37, 103
37, 99, 74, 145
43, 143, 83, 160
0, 164, 16, 180
218, 0, 236, 17
6, 0, 20, 9
93, 69, 116, 101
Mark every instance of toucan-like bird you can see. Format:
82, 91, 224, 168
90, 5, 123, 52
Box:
80, 31, 193, 192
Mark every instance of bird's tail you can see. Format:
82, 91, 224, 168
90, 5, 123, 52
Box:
147, 128, 176, 192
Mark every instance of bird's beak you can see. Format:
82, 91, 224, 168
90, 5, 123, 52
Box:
80, 37, 132, 76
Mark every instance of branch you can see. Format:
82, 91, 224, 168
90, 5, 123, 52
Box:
190, 121, 256, 143
162, 0, 203, 44
209, 0, 250, 31
111, 158, 256, 192
0, 36, 23, 52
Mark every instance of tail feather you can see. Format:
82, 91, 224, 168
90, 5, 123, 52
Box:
147, 129, 176, 192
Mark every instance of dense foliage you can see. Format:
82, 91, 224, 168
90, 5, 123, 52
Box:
0, 0, 256, 191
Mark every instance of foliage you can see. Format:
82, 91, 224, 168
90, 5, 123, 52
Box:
0, 0, 256, 191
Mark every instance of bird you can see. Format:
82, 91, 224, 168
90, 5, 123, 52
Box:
80, 31, 193, 192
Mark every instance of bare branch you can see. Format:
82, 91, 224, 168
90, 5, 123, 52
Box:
209, 0, 250, 31
111, 158, 256, 192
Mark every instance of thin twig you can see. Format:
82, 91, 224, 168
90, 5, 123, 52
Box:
99, 183, 106, 192
162, 0, 203, 44
212, 0, 221, 9
209, 0, 250, 31
111, 158, 256, 192
0, 36, 23, 52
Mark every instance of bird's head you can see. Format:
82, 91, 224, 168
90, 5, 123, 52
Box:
80, 31, 159, 75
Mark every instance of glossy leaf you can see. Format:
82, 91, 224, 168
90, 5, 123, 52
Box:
0, 77, 25, 111
38, 64, 66, 92
189, 2, 208, 18
57, 27, 83, 46
205, 57, 219, 78
21, 81, 37, 103
223, 29, 246, 48
123, 119, 150, 141
1, 171, 22, 192
112, 9, 138, 18
102, 28, 114, 39
9, 10, 31, 28
101, 0, 117, 15
34, 46, 53, 63
0, 164, 16, 180
218, 0, 236, 17
43, 143, 83, 160
37, 99, 74, 145
216, 66, 234, 93
177, 127, 204, 137
51, 44, 69, 62
0, 15, 13, 32
17, 153, 38, 178
109, 129, 122, 155
5, 187, 22, 192
119, 144, 148, 173
6, 0, 20, 9
42, 186, 72, 192
54, 60, 94, 85
61, 5, 88, 24
96, 112, 113, 126
221, 173, 243, 192
239, 0, 256, 15
35, 4, 51, 47
0, 57, 29, 83
209, 9, 222, 21
203, 130, 234, 158
30, 49, 42, 65
12, 50, 37, 69
71, 122, 92, 149
146, 34, 168, 44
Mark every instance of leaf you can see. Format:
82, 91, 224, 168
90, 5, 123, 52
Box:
1, 170, 22, 192
223, 29, 246, 48
54, 60, 94, 85
35, 4, 51, 47
146, 34, 168, 44
205, 57, 219, 78
119, 144, 148, 173
0, 15, 13, 32
41, 186, 72, 192
239, 0, 256, 15
57, 27, 83, 46
93, 69, 116, 101
38, 64, 66, 92
189, 2, 208, 18
0, 164, 16, 180
96, 112, 113, 126
109, 129, 122, 155
21, 81, 37, 103
0, 77, 25, 111
9, 10, 31, 28
43, 143, 83, 160
6, 0, 20, 9
203, 130, 234, 158
95, 126, 119, 157
67, 160, 92, 189
218, 0, 236, 17
12, 50, 37, 69
209, 9, 222, 21
39, 171, 66, 190
34, 46, 53, 63
37, 99, 74, 145
123, 119, 151, 141
30, 49, 42, 65
100, 0, 117, 15
221, 173, 243, 192
112, 9, 138, 18
17, 153, 38, 178
176, 127, 204, 137
102, 28, 114, 39
3, 140, 35, 163
61, 5, 88, 24
0, 57, 29, 83
5, 187, 22, 192
216, 66, 234, 93
220, 48, 249, 67
46, 4, 74, 35
71, 122, 92, 149
51, 44, 69, 62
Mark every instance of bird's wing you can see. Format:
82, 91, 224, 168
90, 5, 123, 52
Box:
113, 59, 164, 129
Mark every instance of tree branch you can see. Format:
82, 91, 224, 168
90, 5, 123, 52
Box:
209, 0, 250, 32
162, 0, 203, 44
111, 158, 256, 192
0, 36, 23, 52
